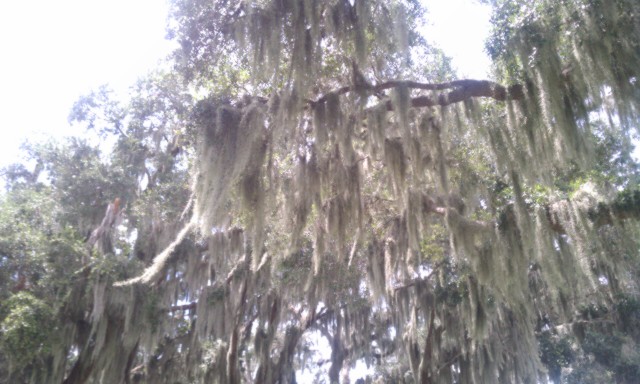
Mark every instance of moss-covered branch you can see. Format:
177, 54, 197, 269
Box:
423, 188, 640, 237
311, 79, 525, 108
588, 189, 640, 227
547, 188, 640, 234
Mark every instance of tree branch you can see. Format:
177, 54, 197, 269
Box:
546, 188, 640, 234
436, 351, 463, 374
310, 79, 525, 108
393, 261, 446, 291
407, 80, 525, 108
423, 188, 640, 237
169, 301, 196, 312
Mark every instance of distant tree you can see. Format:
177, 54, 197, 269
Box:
1, 0, 639, 383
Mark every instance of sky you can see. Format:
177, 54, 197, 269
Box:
422, 0, 492, 79
0, 0, 175, 167
0, 0, 492, 169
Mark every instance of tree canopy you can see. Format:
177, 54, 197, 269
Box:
1, 0, 640, 383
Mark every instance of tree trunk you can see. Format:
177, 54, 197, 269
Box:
328, 317, 346, 384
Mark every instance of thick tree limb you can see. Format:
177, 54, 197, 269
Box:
311, 79, 525, 108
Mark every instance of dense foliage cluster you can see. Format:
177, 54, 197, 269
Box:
1, 0, 639, 383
